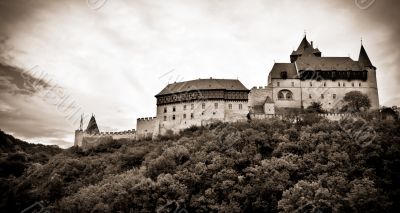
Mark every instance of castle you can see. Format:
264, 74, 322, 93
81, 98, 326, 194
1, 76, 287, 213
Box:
75, 36, 379, 147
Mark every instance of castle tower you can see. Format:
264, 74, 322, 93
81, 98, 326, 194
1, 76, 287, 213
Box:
85, 114, 100, 134
358, 44, 379, 109
290, 35, 321, 62
74, 114, 100, 146
264, 96, 275, 115
265, 35, 380, 112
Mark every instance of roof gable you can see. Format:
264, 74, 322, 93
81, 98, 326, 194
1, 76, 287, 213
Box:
268, 63, 298, 79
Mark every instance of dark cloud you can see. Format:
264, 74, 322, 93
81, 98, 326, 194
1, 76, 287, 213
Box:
0, 62, 50, 94
0, 62, 74, 147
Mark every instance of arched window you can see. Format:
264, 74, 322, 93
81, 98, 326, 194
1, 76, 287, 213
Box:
278, 92, 284, 100
278, 89, 293, 100
286, 92, 292, 99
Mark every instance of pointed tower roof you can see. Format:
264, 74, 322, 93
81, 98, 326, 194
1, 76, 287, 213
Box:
358, 44, 374, 68
290, 35, 322, 63
85, 114, 100, 134
297, 35, 311, 51
264, 96, 274, 104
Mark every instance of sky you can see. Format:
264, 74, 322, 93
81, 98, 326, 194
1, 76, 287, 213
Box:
0, 0, 399, 148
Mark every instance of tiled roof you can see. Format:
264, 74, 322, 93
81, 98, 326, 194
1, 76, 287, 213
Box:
295, 55, 363, 71
268, 63, 298, 79
156, 78, 249, 96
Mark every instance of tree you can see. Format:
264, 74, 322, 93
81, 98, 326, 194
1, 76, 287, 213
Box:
381, 107, 398, 120
305, 102, 325, 113
342, 91, 371, 112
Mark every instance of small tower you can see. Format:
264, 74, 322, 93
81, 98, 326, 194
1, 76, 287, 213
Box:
74, 114, 85, 146
264, 96, 275, 115
85, 114, 100, 134
358, 44, 375, 69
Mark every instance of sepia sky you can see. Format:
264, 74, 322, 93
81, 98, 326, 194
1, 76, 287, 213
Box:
0, 0, 399, 147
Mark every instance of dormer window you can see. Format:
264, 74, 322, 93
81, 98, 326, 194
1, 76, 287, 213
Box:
281, 71, 288, 79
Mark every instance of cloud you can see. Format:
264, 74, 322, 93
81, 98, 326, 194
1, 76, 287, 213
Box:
0, 62, 75, 147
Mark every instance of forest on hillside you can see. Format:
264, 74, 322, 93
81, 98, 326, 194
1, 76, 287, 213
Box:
1, 115, 400, 213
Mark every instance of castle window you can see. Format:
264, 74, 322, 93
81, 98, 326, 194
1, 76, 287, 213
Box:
173, 106, 176, 112
239, 104, 243, 110
228, 103, 232, 109
281, 71, 288, 79
277, 82, 280, 87
359, 83, 362, 87
324, 82, 326, 87
163, 116, 166, 121
352, 83, 354, 87
213, 112, 216, 115
278, 89, 293, 100
202, 103, 205, 109
309, 94, 312, 99
333, 94, 336, 99
201, 112, 204, 115
191, 104, 194, 110
214, 103, 218, 109
183, 114, 186, 119
164, 107, 167, 113
321, 94, 324, 99
310, 82, 313, 87
343, 82, 346, 87
278, 92, 284, 100
172, 115, 176, 120
338, 82, 340, 87
183, 105, 187, 110
191, 113, 194, 119
291, 82, 294, 87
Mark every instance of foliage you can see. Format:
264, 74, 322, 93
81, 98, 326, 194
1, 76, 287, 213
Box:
305, 101, 325, 113
342, 91, 372, 112
1, 118, 400, 212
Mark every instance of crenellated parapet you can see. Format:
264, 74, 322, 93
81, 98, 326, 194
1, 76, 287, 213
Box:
91, 129, 136, 136
74, 128, 136, 148
250, 113, 360, 121
251, 86, 270, 90
137, 117, 157, 122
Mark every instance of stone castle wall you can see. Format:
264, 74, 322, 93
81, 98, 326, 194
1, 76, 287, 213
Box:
136, 117, 158, 140
251, 113, 359, 121
267, 70, 379, 112
156, 100, 248, 135
248, 86, 272, 113
74, 129, 136, 148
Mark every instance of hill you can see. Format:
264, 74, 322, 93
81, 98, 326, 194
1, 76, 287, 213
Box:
1, 117, 400, 212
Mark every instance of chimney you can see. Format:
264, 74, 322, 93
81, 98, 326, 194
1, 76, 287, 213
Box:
311, 41, 313, 47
